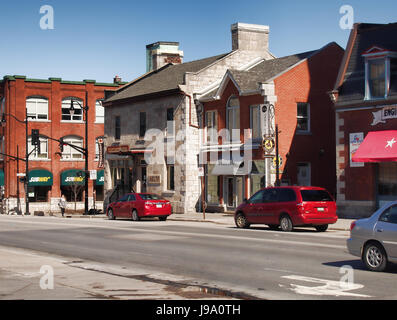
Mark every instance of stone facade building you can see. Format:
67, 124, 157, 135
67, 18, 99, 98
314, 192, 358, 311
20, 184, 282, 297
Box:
103, 23, 275, 214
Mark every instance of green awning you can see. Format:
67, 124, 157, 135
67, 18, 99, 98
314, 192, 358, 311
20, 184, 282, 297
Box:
96, 170, 104, 186
28, 169, 53, 186
61, 169, 85, 186
0, 170, 4, 186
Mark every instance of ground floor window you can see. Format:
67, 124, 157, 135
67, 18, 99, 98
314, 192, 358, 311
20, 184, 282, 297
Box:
28, 186, 51, 202
94, 185, 104, 201
167, 165, 175, 191
378, 162, 397, 198
61, 185, 83, 202
250, 160, 266, 196
206, 164, 219, 204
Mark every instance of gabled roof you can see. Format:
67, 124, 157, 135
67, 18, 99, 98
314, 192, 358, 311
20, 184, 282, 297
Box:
104, 53, 229, 104
335, 22, 397, 104
200, 47, 321, 100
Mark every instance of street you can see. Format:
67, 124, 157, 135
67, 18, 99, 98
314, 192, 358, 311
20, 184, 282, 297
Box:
0, 215, 396, 300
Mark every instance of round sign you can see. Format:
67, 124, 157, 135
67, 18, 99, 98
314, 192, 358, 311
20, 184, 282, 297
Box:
262, 137, 275, 153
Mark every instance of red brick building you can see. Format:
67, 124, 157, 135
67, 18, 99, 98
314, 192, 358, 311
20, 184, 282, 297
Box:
0, 75, 125, 214
331, 22, 397, 218
198, 42, 344, 211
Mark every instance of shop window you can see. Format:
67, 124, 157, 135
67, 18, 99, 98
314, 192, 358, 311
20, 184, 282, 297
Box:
250, 106, 261, 140
61, 185, 83, 202
205, 111, 218, 144
94, 185, 104, 201
297, 103, 310, 133
378, 163, 397, 197
26, 97, 48, 120
250, 160, 266, 196
61, 136, 84, 160
206, 164, 219, 204
167, 165, 175, 191
28, 186, 50, 202
62, 98, 83, 121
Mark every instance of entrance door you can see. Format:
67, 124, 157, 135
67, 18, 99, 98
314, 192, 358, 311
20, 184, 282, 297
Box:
297, 163, 311, 186
224, 176, 245, 210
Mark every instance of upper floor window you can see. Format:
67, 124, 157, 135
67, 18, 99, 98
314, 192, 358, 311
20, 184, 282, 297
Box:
26, 97, 48, 120
166, 108, 174, 136
115, 116, 121, 140
62, 98, 83, 121
28, 136, 48, 160
250, 105, 261, 140
226, 96, 240, 142
297, 103, 310, 133
363, 47, 397, 100
95, 100, 104, 123
139, 112, 146, 137
61, 135, 84, 160
205, 110, 218, 144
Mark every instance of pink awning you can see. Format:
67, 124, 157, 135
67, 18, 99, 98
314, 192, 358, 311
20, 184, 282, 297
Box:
352, 130, 397, 162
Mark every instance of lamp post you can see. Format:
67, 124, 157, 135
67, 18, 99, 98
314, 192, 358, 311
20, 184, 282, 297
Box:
262, 102, 280, 187
70, 94, 89, 215
1, 109, 30, 215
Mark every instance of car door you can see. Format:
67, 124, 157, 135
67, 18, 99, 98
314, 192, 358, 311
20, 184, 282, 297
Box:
113, 195, 128, 217
126, 194, 137, 217
245, 190, 266, 223
260, 188, 279, 224
375, 204, 397, 259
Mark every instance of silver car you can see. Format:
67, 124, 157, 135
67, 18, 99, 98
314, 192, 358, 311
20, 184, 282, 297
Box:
347, 200, 397, 272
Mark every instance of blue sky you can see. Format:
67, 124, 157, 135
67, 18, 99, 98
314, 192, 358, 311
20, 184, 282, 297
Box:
0, 0, 396, 83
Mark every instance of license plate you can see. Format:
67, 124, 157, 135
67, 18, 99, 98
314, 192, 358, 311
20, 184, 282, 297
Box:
156, 204, 162, 208
317, 207, 325, 212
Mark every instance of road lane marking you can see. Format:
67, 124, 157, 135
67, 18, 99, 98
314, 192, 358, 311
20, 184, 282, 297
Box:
281, 275, 371, 298
0, 218, 346, 250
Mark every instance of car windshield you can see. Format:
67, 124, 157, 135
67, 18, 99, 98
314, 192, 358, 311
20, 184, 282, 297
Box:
139, 194, 164, 200
300, 190, 333, 202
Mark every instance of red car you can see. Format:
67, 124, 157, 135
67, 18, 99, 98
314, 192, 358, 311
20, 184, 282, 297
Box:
234, 186, 337, 232
107, 193, 172, 221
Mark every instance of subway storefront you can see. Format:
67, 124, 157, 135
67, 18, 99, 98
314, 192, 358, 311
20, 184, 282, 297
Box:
28, 169, 53, 202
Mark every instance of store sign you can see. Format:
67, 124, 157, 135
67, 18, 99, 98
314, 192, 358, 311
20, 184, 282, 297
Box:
28, 170, 53, 186
148, 175, 161, 185
371, 105, 397, 126
349, 132, 364, 167
107, 145, 130, 154
65, 176, 84, 183
98, 139, 104, 168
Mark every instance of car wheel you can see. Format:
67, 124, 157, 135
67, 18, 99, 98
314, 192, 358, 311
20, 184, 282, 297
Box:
315, 224, 328, 232
159, 216, 167, 221
132, 209, 140, 222
108, 209, 115, 220
280, 215, 293, 232
363, 242, 388, 272
235, 212, 250, 229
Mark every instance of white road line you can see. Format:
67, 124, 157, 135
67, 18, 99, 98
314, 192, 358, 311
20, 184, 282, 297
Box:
0, 217, 346, 250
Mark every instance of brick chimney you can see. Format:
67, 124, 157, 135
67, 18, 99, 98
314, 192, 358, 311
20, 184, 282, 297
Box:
146, 41, 184, 72
113, 75, 122, 84
231, 23, 270, 52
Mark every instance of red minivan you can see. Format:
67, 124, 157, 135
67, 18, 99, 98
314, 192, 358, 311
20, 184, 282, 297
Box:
234, 186, 337, 232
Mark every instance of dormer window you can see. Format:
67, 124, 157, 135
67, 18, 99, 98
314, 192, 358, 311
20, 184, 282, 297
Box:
363, 46, 397, 100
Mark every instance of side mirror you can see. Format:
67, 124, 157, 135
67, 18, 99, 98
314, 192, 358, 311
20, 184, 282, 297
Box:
243, 198, 249, 204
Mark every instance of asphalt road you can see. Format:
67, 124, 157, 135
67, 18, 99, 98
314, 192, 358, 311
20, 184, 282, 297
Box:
0, 215, 396, 300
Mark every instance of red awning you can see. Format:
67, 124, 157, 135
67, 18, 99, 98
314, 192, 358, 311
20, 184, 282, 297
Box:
352, 130, 397, 162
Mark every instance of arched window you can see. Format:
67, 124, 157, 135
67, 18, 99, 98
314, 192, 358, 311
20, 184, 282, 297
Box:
26, 97, 49, 120
226, 96, 240, 141
62, 97, 83, 121
61, 135, 84, 159
95, 100, 104, 123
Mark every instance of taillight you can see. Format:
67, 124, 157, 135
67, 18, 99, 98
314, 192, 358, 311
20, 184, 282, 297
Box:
145, 201, 156, 206
350, 221, 356, 231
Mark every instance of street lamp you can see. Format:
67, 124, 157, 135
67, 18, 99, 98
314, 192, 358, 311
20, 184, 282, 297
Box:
69, 95, 89, 215
262, 102, 280, 187
1, 110, 30, 215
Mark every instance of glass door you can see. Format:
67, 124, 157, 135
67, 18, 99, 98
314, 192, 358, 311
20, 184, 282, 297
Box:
224, 176, 245, 210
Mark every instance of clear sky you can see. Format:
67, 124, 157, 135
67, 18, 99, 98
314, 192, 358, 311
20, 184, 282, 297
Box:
0, 0, 396, 83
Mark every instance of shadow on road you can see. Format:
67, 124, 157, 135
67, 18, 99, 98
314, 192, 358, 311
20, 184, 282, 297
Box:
323, 260, 397, 274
